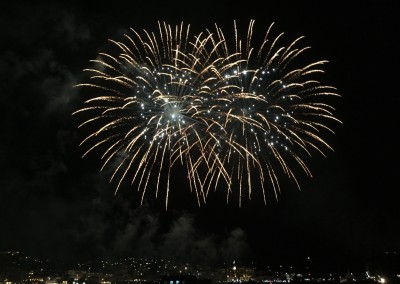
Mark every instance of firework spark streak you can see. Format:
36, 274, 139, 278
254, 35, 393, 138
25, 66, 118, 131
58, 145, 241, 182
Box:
73, 20, 341, 208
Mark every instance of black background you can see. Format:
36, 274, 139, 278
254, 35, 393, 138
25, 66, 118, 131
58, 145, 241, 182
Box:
0, 0, 399, 272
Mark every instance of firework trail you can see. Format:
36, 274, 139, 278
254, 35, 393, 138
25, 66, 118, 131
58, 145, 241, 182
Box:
73, 20, 341, 208
199, 20, 342, 206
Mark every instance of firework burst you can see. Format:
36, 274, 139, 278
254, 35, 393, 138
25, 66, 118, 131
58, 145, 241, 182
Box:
197, 20, 343, 206
73, 20, 341, 208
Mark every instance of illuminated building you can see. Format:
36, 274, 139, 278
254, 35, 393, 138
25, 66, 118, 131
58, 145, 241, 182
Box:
221, 265, 254, 282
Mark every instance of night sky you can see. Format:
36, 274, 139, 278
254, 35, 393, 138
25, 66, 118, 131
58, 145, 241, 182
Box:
1, 0, 399, 272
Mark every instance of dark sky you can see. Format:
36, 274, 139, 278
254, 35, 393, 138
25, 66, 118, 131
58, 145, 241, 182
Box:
1, 0, 399, 273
